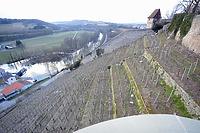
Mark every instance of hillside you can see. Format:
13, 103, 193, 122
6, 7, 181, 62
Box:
0, 18, 60, 42
0, 28, 199, 132
0, 18, 60, 30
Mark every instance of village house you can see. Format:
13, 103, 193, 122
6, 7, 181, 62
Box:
0, 68, 5, 78
146, 9, 161, 29
0, 82, 24, 100
0, 80, 32, 100
2, 72, 16, 85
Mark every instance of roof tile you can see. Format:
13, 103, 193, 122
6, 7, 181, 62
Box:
0, 68, 5, 73
148, 9, 161, 18
0, 82, 24, 96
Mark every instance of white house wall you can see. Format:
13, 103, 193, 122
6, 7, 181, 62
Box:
7, 77, 16, 85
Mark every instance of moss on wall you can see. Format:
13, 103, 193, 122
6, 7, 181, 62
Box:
180, 14, 195, 39
169, 13, 195, 39
168, 13, 186, 36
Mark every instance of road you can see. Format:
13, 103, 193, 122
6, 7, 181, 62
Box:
73, 32, 78, 39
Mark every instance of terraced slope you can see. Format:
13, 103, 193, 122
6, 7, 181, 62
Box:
0, 29, 199, 133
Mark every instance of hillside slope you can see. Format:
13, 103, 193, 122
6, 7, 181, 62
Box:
0, 18, 60, 42
0, 29, 199, 132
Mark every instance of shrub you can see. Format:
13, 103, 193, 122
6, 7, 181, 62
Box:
69, 59, 82, 71
96, 48, 104, 57
152, 24, 163, 32
86, 52, 92, 56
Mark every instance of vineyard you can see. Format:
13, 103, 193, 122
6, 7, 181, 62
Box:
0, 29, 199, 132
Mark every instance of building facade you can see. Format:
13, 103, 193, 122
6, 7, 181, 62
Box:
147, 9, 161, 29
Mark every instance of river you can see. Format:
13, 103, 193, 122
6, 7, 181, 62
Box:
0, 33, 104, 81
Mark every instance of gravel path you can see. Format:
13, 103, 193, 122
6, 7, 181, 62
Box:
103, 29, 154, 54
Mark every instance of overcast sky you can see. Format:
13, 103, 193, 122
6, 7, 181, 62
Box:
0, 0, 180, 23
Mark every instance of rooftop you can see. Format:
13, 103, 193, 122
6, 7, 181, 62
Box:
17, 80, 32, 85
0, 68, 5, 73
0, 82, 24, 96
148, 9, 161, 19
2, 72, 14, 82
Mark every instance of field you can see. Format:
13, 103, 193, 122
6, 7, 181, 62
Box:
0, 31, 93, 64
0, 29, 199, 132
0, 23, 27, 32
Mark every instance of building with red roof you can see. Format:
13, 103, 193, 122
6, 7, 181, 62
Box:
146, 9, 161, 29
0, 79, 33, 100
1, 82, 24, 99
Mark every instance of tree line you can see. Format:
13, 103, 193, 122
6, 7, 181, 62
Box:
60, 31, 100, 53
0, 29, 54, 43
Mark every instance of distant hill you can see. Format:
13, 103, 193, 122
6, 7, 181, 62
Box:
0, 18, 60, 30
52, 20, 110, 26
0, 18, 61, 43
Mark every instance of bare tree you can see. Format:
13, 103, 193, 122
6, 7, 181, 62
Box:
178, 0, 200, 14
165, 5, 182, 19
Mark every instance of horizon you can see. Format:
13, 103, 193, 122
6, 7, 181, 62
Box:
0, 18, 148, 25
0, 0, 180, 24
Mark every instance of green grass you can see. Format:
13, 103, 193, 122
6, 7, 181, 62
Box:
3, 31, 88, 48
0, 31, 94, 64
123, 61, 148, 114
159, 79, 192, 118
0, 23, 25, 32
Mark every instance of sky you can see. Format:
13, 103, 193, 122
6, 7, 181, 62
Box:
0, 0, 180, 23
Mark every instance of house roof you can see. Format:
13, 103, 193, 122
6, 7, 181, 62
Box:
0, 68, 5, 73
148, 9, 161, 19
1, 82, 24, 96
2, 73, 15, 82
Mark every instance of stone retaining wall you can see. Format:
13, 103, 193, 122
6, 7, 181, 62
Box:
143, 51, 200, 118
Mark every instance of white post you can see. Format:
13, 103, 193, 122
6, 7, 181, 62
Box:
142, 70, 146, 82
159, 50, 163, 59
152, 69, 156, 81
57, 116, 63, 129
193, 59, 198, 73
181, 68, 187, 81
153, 92, 160, 104
187, 64, 192, 77
145, 74, 149, 87
155, 75, 159, 86
167, 85, 175, 102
